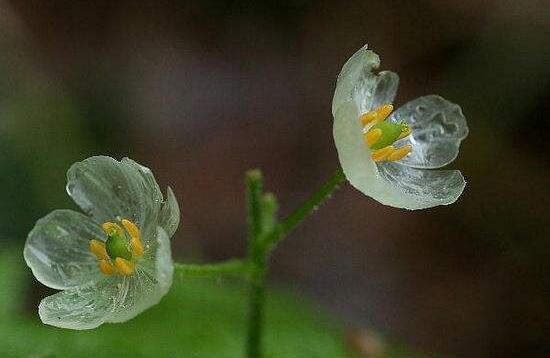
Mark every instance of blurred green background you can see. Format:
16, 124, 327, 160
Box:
0, 1, 548, 357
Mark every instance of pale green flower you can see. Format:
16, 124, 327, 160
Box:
24, 156, 180, 329
333, 45, 469, 209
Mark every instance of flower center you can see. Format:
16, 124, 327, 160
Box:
89, 219, 145, 276
359, 104, 413, 162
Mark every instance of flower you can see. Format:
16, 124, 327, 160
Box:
23, 156, 180, 329
332, 45, 469, 210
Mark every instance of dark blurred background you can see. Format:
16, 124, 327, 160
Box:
0, 1, 548, 357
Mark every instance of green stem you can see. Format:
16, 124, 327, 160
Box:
265, 167, 345, 250
246, 266, 266, 358
174, 259, 251, 278
245, 167, 345, 357
245, 170, 269, 358
175, 168, 346, 358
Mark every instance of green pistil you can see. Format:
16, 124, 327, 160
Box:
105, 233, 132, 261
368, 121, 404, 150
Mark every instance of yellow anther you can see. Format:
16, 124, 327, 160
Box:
89, 239, 109, 261
360, 104, 393, 126
371, 146, 394, 162
121, 219, 140, 240
102, 222, 124, 237
99, 260, 115, 275
364, 128, 382, 146
121, 219, 144, 257
387, 145, 412, 162
398, 126, 412, 140
130, 237, 144, 258
114, 257, 135, 276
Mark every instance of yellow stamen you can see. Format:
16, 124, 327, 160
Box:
371, 146, 394, 162
102, 222, 124, 237
360, 104, 393, 126
364, 128, 382, 147
114, 257, 135, 276
398, 126, 412, 140
122, 219, 144, 257
121, 219, 140, 240
387, 145, 412, 162
89, 239, 109, 261
99, 260, 115, 275
130, 237, 144, 257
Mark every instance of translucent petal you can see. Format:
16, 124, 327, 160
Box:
66, 156, 163, 238
24, 210, 104, 290
39, 226, 173, 330
371, 71, 400, 109
333, 101, 379, 189
377, 162, 466, 209
388, 95, 469, 168
107, 226, 174, 323
158, 187, 181, 238
332, 45, 399, 116
39, 278, 117, 330
333, 102, 466, 210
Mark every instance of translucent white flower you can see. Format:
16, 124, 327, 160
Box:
24, 156, 180, 329
333, 45, 469, 210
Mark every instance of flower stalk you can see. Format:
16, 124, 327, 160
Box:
243, 168, 344, 357
174, 260, 251, 278
169, 167, 344, 357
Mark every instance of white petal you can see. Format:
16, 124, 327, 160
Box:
39, 278, 118, 330
39, 226, 174, 330
66, 156, 163, 240
24, 210, 104, 290
333, 102, 466, 210
107, 226, 174, 323
158, 187, 181, 238
377, 162, 466, 209
332, 45, 399, 116
371, 71, 399, 109
333, 102, 379, 189
333, 102, 399, 205
389, 95, 469, 168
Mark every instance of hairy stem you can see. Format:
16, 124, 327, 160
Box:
265, 167, 345, 250
174, 259, 251, 278
245, 170, 269, 358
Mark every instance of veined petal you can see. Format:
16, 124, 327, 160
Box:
24, 210, 104, 290
158, 187, 181, 239
39, 226, 174, 329
39, 278, 117, 330
107, 226, 174, 323
332, 45, 399, 116
389, 95, 469, 169
377, 162, 466, 209
371, 71, 399, 110
66, 156, 163, 239
333, 102, 466, 210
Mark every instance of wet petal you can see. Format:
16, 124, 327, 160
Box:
158, 187, 181, 238
371, 71, 399, 109
107, 226, 174, 323
332, 45, 399, 116
24, 210, 104, 290
66, 156, 163, 236
334, 102, 466, 210
389, 95, 469, 168
39, 278, 117, 330
377, 162, 466, 209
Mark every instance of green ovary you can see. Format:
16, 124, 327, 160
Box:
369, 122, 404, 150
105, 233, 132, 261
